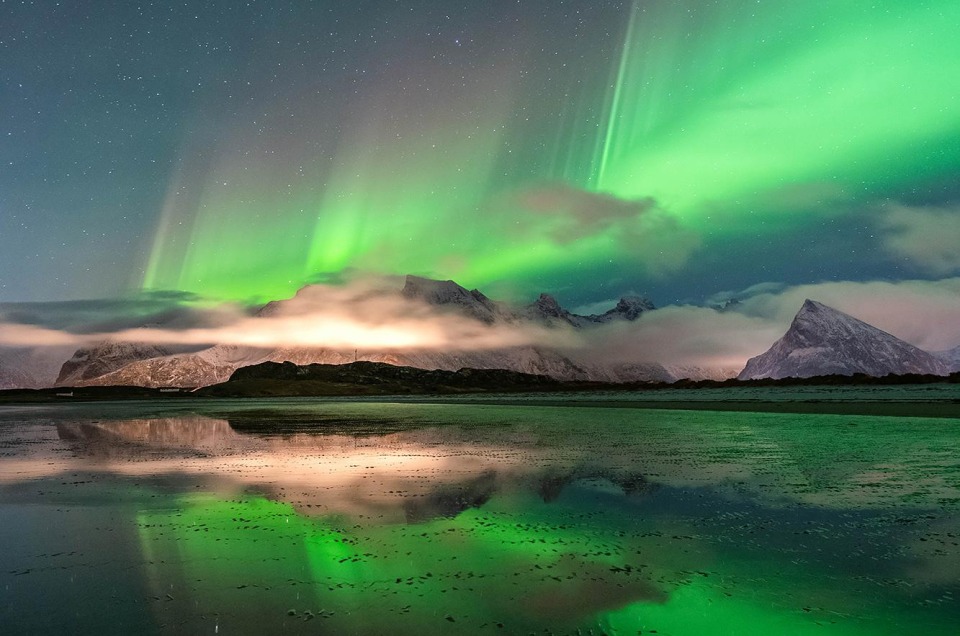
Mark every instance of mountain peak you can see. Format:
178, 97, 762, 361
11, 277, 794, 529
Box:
532, 293, 565, 315
586, 295, 654, 323
798, 298, 833, 315
402, 275, 468, 299
740, 300, 949, 380
611, 295, 655, 318
401, 275, 501, 323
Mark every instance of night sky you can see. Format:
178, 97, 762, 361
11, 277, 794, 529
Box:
3, 0, 960, 309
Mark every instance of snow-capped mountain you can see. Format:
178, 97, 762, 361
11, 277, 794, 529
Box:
739, 299, 951, 380
56, 341, 180, 386
520, 293, 655, 328
401, 276, 509, 324
67, 342, 677, 387
50, 275, 677, 388
521, 293, 584, 327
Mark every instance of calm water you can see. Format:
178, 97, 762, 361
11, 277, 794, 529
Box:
1, 397, 958, 635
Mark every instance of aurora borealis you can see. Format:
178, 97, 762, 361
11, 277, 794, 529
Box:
2, 0, 960, 307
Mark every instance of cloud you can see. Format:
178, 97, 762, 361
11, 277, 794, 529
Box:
502, 183, 702, 275
0, 322, 90, 348
0, 290, 222, 333
572, 306, 780, 370
0, 275, 581, 353
511, 184, 658, 244
880, 203, 960, 275
706, 281, 787, 306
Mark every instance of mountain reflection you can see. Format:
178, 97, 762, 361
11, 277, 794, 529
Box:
52, 416, 660, 523
57, 418, 248, 458
403, 470, 499, 523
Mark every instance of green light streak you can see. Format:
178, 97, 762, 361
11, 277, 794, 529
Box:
140, 0, 960, 300
596, 0, 960, 221
596, 0, 638, 188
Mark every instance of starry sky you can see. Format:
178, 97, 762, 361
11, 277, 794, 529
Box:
3, 0, 960, 309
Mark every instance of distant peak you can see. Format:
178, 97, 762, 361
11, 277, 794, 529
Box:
615, 295, 655, 312
600, 295, 654, 321
795, 299, 852, 323
401, 275, 467, 298
400, 274, 499, 322
403, 274, 456, 288
534, 293, 562, 309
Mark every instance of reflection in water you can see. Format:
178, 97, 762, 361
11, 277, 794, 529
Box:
403, 470, 498, 523
48, 415, 667, 524
0, 400, 959, 634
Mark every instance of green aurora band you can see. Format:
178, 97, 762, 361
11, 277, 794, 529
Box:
142, 0, 960, 302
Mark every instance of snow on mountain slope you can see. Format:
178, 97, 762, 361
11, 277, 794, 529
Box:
35, 276, 677, 388
401, 275, 508, 324
739, 299, 950, 380
56, 341, 178, 386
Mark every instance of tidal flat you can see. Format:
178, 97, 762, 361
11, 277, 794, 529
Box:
1, 391, 959, 635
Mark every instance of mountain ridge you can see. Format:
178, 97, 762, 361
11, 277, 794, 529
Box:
49, 276, 673, 388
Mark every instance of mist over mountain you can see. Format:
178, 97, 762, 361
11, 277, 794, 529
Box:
43, 275, 679, 388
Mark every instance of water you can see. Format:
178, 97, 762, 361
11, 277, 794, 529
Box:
1, 396, 958, 634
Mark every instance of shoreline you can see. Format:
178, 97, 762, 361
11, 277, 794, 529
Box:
1, 391, 958, 419
404, 398, 960, 419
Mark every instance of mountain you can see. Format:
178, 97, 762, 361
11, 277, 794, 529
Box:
37, 275, 697, 389
72, 342, 663, 387
739, 299, 951, 380
521, 293, 584, 327
400, 275, 656, 327
401, 275, 508, 324
520, 293, 655, 327
56, 340, 179, 386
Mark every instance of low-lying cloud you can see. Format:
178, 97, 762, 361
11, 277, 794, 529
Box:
0, 275, 581, 353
